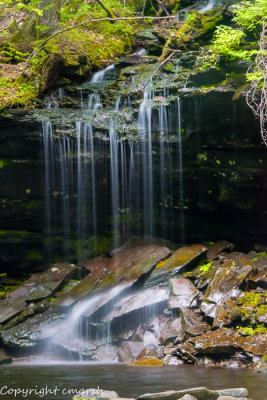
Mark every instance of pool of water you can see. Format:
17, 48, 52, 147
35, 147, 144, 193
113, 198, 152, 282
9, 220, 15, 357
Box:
0, 363, 265, 400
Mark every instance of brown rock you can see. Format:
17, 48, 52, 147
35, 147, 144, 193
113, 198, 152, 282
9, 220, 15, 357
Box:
180, 307, 210, 336
168, 278, 199, 309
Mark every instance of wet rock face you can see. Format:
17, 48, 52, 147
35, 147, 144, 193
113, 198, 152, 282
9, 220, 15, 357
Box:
178, 328, 267, 362
55, 245, 171, 310
201, 258, 253, 318
145, 245, 207, 287
180, 307, 210, 336
168, 277, 199, 309
0, 263, 76, 324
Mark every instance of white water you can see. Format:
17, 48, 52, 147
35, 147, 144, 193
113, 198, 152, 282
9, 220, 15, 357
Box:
90, 64, 115, 83
42, 64, 186, 262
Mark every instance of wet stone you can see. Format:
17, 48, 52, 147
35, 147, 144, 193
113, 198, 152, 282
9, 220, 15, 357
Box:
190, 328, 267, 357
168, 277, 199, 309
145, 245, 207, 287
206, 241, 234, 261
118, 341, 144, 362
201, 257, 253, 318
180, 307, 210, 336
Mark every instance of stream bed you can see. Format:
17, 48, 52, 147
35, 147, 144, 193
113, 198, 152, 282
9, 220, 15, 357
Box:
0, 364, 266, 400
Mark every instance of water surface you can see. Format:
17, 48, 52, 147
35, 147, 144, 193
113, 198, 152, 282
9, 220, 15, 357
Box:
0, 363, 265, 400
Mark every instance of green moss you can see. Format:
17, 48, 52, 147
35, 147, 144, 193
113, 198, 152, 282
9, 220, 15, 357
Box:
26, 250, 43, 261
0, 76, 37, 110
199, 262, 212, 273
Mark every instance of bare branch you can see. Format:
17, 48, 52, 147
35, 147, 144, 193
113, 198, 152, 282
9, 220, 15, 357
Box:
246, 21, 267, 146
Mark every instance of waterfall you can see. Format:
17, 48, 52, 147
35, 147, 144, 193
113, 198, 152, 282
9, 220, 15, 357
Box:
138, 89, 154, 237
177, 98, 185, 243
201, 0, 215, 12
41, 64, 186, 262
90, 64, 115, 83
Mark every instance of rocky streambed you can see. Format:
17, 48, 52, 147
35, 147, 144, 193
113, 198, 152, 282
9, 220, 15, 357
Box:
0, 239, 266, 369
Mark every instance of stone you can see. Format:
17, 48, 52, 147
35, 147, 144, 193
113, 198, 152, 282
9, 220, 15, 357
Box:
201, 257, 253, 318
159, 318, 184, 344
95, 346, 118, 362
206, 241, 234, 261
168, 278, 199, 309
73, 389, 119, 400
217, 398, 247, 400
177, 396, 197, 400
131, 356, 163, 367
163, 354, 183, 365
180, 307, 210, 336
137, 344, 164, 360
190, 328, 267, 357
0, 263, 76, 323
247, 271, 267, 290
56, 245, 171, 312
118, 341, 144, 362
217, 389, 248, 398
139, 387, 221, 400
1, 312, 65, 348
109, 286, 169, 322
145, 245, 207, 287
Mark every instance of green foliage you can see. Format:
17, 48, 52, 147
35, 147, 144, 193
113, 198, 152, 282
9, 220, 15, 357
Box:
0, 77, 37, 110
233, 0, 267, 32
186, 12, 198, 28
0, 44, 28, 63
199, 262, 212, 273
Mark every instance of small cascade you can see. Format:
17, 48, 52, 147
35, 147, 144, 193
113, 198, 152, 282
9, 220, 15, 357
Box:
200, 0, 215, 12
42, 62, 187, 262
90, 64, 115, 83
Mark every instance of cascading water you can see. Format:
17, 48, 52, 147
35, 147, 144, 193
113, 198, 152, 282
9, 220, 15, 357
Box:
41, 63, 187, 359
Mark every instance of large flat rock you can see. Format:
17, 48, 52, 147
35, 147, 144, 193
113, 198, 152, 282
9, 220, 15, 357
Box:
55, 245, 171, 311
1, 311, 65, 348
0, 263, 76, 324
184, 328, 267, 357
168, 278, 199, 309
145, 245, 207, 287
109, 286, 169, 321
138, 387, 248, 400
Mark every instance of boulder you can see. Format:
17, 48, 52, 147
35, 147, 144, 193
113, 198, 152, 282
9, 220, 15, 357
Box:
217, 388, 248, 397
190, 328, 267, 357
201, 257, 253, 318
145, 245, 207, 287
180, 308, 210, 336
168, 278, 199, 309
206, 241, 233, 261
109, 286, 169, 322
118, 341, 145, 362
56, 245, 171, 312
247, 271, 267, 290
139, 388, 248, 400
177, 396, 197, 400
139, 387, 232, 400
0, 263, 76, 323
159, 318, 184, 344
1, 312, 65, 349
73, 389, 119, 400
